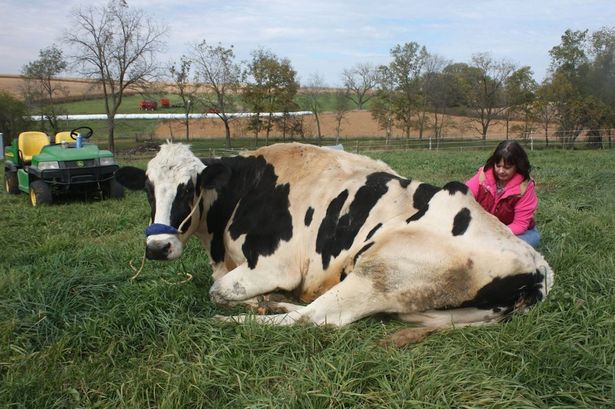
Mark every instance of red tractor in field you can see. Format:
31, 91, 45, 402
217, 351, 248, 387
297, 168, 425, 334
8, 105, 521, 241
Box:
139, 100, 158, 111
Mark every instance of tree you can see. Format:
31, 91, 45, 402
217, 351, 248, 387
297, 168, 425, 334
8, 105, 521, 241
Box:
301, 73, 326, 141
533, 80, 558, 146
466, 53, 516, 140
387, 42, 428, 138
243, 48, 298, 145
504, 66, 537, 139
169, 55, 200, 141
333, 89, 351, 144
544, 27, 615, 148
21, 45, 67, 134
549, 29, 589, 81
64, 0, 166, 152
419, 54, 453, 141
370, 66, 396, 144
0, 91, 31, 145
423, 61, 463, 143
341, 62, 378, 109
192, 40, 242, 148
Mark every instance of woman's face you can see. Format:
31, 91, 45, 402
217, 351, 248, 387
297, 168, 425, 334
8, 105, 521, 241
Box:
494, 159, 517, 184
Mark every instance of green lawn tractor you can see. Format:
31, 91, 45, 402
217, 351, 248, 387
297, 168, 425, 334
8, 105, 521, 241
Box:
4, 126, 124, 206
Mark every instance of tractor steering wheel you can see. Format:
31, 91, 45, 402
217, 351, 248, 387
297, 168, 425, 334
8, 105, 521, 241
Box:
70, 126, 94, 140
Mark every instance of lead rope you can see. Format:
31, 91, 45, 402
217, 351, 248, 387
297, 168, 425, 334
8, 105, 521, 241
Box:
129, 190, 204, 283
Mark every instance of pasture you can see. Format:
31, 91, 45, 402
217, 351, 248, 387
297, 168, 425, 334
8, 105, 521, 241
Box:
1, 147, 614, 408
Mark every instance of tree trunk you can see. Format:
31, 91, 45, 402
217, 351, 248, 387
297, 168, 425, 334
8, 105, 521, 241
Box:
315, 112, 322, 140
107, 117, 115, 153
185, 113, 190, 142
223, 119, 231, 148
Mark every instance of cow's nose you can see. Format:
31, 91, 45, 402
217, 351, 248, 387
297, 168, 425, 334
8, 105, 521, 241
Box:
145, 242, 171, 260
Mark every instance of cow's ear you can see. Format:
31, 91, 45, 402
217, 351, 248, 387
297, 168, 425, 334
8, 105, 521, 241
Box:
115, 166, 146, 190
201, 163, 231, 189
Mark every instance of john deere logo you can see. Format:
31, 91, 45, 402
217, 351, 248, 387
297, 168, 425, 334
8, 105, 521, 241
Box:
76, 160, 85, 167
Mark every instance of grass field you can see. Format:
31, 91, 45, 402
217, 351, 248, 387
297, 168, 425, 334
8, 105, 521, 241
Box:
1, 148, 614, 408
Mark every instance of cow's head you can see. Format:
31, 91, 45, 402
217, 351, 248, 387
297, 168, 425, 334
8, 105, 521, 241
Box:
115, 143, 230, 260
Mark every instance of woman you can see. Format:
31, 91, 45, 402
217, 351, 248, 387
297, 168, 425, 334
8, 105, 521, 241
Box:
466, 140, 541, 248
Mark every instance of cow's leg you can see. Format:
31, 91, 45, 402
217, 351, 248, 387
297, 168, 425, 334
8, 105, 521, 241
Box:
218, 272, 391, 326
209, 261, 302, 306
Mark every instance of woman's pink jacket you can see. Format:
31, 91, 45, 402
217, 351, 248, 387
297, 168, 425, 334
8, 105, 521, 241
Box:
466, 167, 538, 235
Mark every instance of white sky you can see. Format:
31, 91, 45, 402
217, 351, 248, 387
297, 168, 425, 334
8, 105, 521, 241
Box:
1, 0, 613, 86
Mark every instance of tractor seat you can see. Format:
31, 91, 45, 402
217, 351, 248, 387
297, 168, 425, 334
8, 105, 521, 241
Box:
18, 131, 49, 163
55, 131, 74, 144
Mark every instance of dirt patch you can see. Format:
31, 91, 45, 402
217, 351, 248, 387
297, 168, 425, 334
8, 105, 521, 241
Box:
153, 110, 532, 141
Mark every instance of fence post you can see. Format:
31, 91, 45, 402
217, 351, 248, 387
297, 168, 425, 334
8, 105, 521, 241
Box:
429, 137, 432, 150
530, 135, 534, 151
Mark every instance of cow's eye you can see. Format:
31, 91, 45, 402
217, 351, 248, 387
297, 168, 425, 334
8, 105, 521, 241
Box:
184, 185, 194, 197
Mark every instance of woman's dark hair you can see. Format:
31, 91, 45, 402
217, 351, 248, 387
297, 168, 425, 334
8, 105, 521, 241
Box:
484, 140, 531, 180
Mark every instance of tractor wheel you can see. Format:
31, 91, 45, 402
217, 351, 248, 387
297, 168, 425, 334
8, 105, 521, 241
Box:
30, 180, 53, 207
4, 171, 19, 194
104, 178, 125, 199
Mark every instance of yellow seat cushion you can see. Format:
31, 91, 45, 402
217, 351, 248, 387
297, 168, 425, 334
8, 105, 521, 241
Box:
55, 131, 74, 144
18, 131, 49, 162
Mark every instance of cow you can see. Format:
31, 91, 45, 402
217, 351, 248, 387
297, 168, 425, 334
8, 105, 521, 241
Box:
115, 142, 554, 343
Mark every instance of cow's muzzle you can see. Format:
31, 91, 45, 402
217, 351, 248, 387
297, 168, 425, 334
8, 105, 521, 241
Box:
145, 234, 184, 260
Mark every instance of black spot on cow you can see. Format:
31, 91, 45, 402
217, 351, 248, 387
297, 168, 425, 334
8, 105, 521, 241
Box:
458, 270, 545, 313
443, 181, 469, 196
316, 172, 403, 270
407, 183, 440, 223
366, 223, 382, 241
204, 155, 293, 269
304, 207, 314, 226
353, 242, 375, 265
398, 178, 411, 188
452, 207, 471, 236
145, 180, 156, 223
413, 183, 440, 209
170, 179, 196, 233
406, 207, 427, 223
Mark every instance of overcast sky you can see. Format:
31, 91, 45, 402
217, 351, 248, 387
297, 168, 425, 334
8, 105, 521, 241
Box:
1, 0, 613, 86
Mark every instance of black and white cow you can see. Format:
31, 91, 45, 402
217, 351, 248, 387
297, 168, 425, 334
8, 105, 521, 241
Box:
115, 142, 554, 338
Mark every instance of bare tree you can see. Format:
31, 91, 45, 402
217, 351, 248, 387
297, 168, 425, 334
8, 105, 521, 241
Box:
169, 55, 200, 141
64, 0, 166, 152
21, 45, 68, 134
191, 40, 242, 149
341, 62, 378, 109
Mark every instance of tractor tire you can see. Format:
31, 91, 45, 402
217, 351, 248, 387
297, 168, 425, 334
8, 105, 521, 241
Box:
4, 171, 19, 194
104, 178, 125, 200
30, 180, 53, 207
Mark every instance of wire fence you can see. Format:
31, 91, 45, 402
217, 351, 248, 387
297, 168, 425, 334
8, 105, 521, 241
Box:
115, 129, 615, 160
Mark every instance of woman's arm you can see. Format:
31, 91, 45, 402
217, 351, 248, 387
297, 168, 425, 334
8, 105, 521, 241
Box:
508, 181, 538, 235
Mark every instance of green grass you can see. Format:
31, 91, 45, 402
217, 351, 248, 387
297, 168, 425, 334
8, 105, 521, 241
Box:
1, 149, 614, 407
